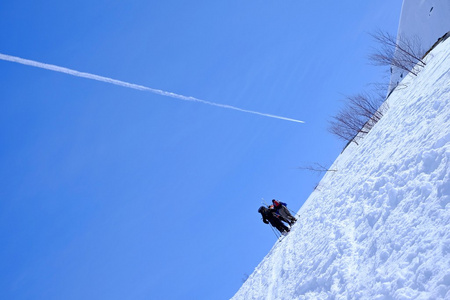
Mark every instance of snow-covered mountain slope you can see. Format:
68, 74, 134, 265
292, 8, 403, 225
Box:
389, 0, 450, 93
232, 36, 450, 299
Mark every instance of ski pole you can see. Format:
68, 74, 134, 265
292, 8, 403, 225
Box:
261, 198, 269, 207
287, 207, 299, 217
269, 223, 280, 239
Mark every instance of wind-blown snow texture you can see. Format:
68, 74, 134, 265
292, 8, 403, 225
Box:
233, 37, 450, 299
389, 0, 450, 93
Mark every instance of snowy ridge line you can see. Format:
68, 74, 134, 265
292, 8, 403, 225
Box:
388, 0, 450, 93
423, 30, 450, 59
0, 53, 304, 124
233, 33, 450, 300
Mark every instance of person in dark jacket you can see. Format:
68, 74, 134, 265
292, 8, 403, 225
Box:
258, 206, 290, 235
272, 199, 297, 226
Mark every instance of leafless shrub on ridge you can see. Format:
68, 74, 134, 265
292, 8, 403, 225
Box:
369, 29, 426, 76
328, 92, 388, 145
297, 163, 337, 175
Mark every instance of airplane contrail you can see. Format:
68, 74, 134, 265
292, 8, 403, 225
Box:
0, 53, 304, 124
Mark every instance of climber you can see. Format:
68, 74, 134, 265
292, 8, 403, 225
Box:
272, 199, 297, 226
258, 206, 290, 235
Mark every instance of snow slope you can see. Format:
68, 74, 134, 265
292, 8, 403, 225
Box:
389, 0, 450, 93
232, 35, 450, 299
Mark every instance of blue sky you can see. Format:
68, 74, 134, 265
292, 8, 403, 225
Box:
0, 1, 401, 299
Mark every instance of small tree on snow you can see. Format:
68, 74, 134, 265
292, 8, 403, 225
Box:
328, 92, 388, 145
297, 162, 337, 174
369, 29, 426, 76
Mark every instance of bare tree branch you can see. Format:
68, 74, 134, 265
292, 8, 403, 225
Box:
328, 92, 388, 145
297, 163, 337, 174
369, 29, 426, 77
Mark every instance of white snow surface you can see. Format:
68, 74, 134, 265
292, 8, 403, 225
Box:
232, 37, 450, 299
389, 0, 450, 93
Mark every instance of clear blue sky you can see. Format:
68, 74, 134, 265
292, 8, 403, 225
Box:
0, 1, 401, 299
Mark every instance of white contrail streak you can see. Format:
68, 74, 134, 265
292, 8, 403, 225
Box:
0, 53, 304, 124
